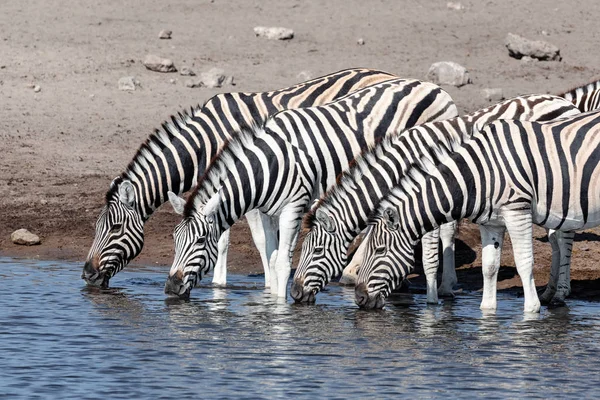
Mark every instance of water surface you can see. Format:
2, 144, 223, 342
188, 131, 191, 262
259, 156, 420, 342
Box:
1, 257, 599, 399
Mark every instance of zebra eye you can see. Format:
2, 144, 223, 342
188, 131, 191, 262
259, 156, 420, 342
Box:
111, 224, 122, 233
196, 236, 206, 246
375, 246, 386, 256
313, 246, 324, 256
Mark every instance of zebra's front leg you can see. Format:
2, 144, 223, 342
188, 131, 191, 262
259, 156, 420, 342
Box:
246, 209, 279, 288
543, 230, 574, 306
211, 228, 231, 286
439, 221, 458, 297
504, 210, 540, 313
479, 224, 505, 311
271, 210, 301, 298
421, 229, 440, 304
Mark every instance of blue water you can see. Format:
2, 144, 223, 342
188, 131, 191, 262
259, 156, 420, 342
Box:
1, 257, 599, 399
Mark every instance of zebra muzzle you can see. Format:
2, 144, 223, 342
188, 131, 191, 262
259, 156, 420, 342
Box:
290, 279, 316, 304
164, 274, 191, 299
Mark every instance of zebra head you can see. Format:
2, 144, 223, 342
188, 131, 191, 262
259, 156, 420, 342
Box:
165, 191, 223, 298
292, 209, 348, 303
82, 177, 144, 287
355, 205, 415, 309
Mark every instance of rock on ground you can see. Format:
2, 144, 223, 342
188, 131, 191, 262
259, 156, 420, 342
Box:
296, 71, 312, 81
158, 29, 172, 39
185, 68, 234, 88
253, 26, 294, 40
118, 76, 140, 91
482, 88, 504, 102
447, 2, 464, 10
179, 66, 196, 76
426, 61, 472, 87
505, 33, 561, 61
11, 229, 41, 245
357, 38, 365, 45
143, 54, 177, 73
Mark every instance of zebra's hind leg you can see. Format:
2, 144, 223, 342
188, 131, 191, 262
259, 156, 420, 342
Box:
211, 228, 231, 286
421, 229, 440, 304
541, 230, 574, 306
479, 224, 505, 311
439, 221, 458, 297
504, 211, 540, 313
246, 209, 279, 288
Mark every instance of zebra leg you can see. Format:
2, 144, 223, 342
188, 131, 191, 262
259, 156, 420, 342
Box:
271, 210, 301, 298
246, 209, 278, 288
504, 211, 541, 313
479, 224, 505, 311
439, 221, 458, 297
421, 229, 440, 304
211, 228, 231, 286
539, 229, 560, 304
551, 231, 574, 306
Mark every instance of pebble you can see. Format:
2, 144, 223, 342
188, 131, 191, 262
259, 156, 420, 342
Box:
357, 38, 365, 45
143, 54, 177, 73
482, 88, 504, 102
296, 71, 313, 81
118, 76, 140, 91
11, 229, 41, 246
426, 61, 472, 87
505, 33, 561, 61
253, 26, 294, 40
447, 2, 464, 10
179, 66, 196, 76
33, 85, 41, 93
185, 68, 234, 88
158, 29, 172, 39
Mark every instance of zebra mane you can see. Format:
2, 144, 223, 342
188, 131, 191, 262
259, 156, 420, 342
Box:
183, 124, 263, 218
366, 137, 457, 225
557, 77, 600, 101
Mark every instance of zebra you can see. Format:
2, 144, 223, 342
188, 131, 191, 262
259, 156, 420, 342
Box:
80, 67, 398, 288
355, 109, 600, 312
164, 78, 458, 299
558, 78, 600, 113
293, 94, 580, 305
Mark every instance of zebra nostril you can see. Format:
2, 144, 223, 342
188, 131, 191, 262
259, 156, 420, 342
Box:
354, 283, 370, 307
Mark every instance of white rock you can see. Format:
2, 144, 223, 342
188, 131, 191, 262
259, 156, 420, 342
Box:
447, 2, 464, 10
179, 66, 196, 76
296, 71, 313, 81
185, 68, 234, 88
426, 61, 472, 87
143, 54, 177, 73
118, 76, 140, 91
482, 88, 504, 102
11, 229, 41, 246
505, 33, 561, 61
169, 78, 176, 84
40, 199, 48, 205
254, 26, 294, 40
357, 38, 365, 45
158, 29, 172, 39
33, 85, 41, 93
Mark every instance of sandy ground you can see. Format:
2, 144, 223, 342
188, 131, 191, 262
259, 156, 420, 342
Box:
2, 0, 600, 297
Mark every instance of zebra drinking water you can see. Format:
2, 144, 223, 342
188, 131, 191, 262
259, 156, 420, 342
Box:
81, 68, 397, 288
293, 94, 579, 305
355, 109, 600, 312
165, 78, 458, 299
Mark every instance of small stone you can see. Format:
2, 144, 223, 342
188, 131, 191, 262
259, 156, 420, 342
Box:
169, 78, 176, 84
158, 29, 172, 39
143, 54, 177, 73
446, 2, 464, 10
505, 33, 561, 61
118, 76, 140, 91
426, 61, 472, 87
25, 82, 35, 89
40, 199, 48, 205
185, 68, 233, 89
482, 88, 504, 102
541, 30, 550, 36
33, 85, 41, 92
11, 229, 41, 246
580, 246, 590, 252
179, 66, 196, 76
296, 71, 312, 81
357, 38, 365, 45
253, 26, 294, 40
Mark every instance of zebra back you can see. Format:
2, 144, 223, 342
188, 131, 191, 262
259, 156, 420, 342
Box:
558, 78, 600, 112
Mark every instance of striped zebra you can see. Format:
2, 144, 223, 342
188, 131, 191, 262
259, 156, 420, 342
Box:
355, 109, 600, 312
164, 78, 458, 299
293, 94, 580, 304
558, 78, 600, 112
81, 68, 398, 288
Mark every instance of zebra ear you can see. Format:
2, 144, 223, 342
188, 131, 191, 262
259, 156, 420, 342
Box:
203, 189, 222, 220
316, 209, 335, 232
167, 191, 186, 215
118, 180, 136, 208
382, 207, 400, 230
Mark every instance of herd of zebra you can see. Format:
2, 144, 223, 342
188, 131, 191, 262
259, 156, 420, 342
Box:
81, 67, 600, 313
